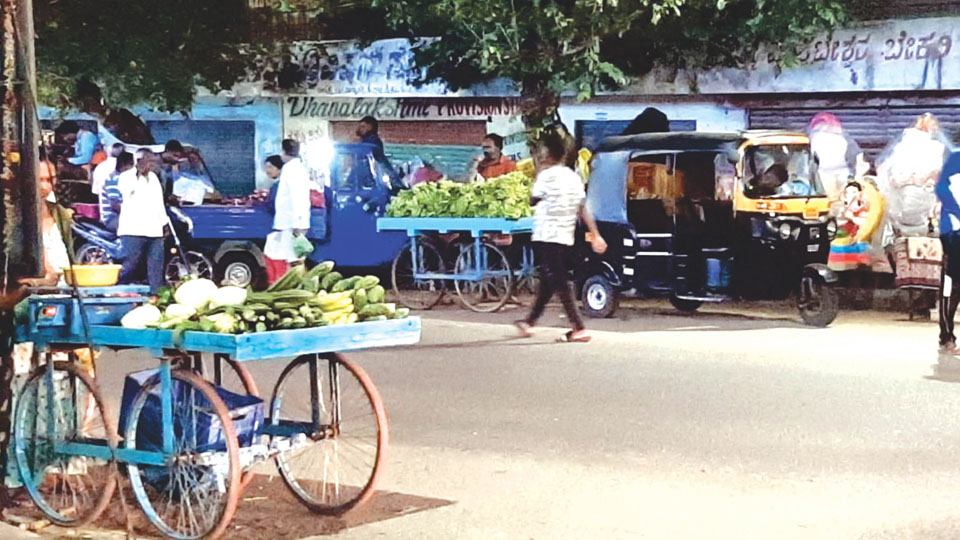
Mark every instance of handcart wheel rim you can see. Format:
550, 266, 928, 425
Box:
269, 353, 389, 515
124, 369, 242, 540
13, 360, 119, 527
453, 241, 515, 313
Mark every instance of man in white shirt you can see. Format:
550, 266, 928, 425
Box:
91, 143, 124, 195
117, 150, 168, 292
264, 139, 312, 282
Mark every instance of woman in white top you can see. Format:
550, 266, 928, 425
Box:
18, 161, 71, 287
116, 149, 168, 292
264, 140, 312, 283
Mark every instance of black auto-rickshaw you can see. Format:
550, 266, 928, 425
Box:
575, 131, 839, 326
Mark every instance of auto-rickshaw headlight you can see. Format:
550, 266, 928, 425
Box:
826, 219, 838, 240
778, 222, 793, 240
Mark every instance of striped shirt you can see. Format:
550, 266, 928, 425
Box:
99, 172, 123, 227
531, 165, 585, 246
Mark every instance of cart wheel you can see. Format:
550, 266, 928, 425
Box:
188, 353, 260, 492
125, 370, 241, 540
391, 238, 447, 310
454, 241, 514, 313
269, 353, 388, 515
13, 360, 118, 527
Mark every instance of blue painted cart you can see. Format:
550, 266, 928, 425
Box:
377, 217, 537, 312
13, 296, 421, 540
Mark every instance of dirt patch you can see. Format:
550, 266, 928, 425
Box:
8, 475, 454, 539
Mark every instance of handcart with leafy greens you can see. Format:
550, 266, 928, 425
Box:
11, 261, 419, 540
380, 172, 538, 313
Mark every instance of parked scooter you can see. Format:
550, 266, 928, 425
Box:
71, 206, 214, 285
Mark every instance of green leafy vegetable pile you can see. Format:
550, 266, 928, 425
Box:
387, 171, 534, 219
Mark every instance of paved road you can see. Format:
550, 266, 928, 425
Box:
31, 300, 960, 539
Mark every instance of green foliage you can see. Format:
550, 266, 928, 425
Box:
358, 0, 846, 128
386, 171, 534, 219
35, 0, 254, 111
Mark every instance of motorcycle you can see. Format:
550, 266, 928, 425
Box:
71, 206, 214, 285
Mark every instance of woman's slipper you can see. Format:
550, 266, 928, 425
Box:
514, 321, 534, 338
557, 330, 591, 343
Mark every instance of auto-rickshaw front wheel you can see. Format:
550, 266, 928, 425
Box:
797, 275, 839, 327
581, 275, 618, 318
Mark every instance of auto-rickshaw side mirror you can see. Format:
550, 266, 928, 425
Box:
725, 148, 739, 164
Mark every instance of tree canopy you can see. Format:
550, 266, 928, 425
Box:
34, 0, 251, 112
365, 0, 848, 127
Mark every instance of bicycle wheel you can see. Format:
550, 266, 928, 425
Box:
391, 238, 446, 310
454, 241, 514, 312
125, 369, 241, 540
270, 353, 388, 515
13, 360, 118, 527
185, 353, 260, 492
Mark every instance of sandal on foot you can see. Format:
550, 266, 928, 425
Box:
514, 321, 534, 338
557, 330, 591, 343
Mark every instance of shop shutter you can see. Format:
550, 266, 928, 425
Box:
147, 119, 256, 197
748, 104, 960, 158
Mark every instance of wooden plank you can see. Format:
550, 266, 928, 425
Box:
377, 216, 534, 235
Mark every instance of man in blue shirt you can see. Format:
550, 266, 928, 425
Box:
934, 151, 960, 353
59, 120, 99, 167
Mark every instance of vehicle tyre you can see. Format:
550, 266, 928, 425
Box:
669, 294, 703, 312
797, 276, 839, 327
75, 242, 112, 264
164, 250, 214, 285
270, 353, 388, 515
581, 275, 618, 318
216, 251, 265, 289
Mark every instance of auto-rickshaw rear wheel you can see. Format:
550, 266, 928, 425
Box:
581, 275, 618, 318
797, 275, 839, 327
669, 294, 703, 313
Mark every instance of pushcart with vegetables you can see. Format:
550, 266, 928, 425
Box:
378, 216, 536, 313
379, 172, 539, 313
10, 262, 419, 540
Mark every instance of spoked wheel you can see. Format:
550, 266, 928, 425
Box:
391, 238, 447, 310
270, 353, 388, 515
454, 241, 514, 313
75, 243, 113, 264
13, 360, 118, 527
797, 276, 839, 327
165, 251, 215, 286
124, 369, 241, 540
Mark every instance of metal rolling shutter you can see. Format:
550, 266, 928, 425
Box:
748, 105, 960, 158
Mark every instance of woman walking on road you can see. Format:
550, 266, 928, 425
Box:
515, 128, 607, 342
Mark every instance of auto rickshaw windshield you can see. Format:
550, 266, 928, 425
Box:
744, 144, 825, 199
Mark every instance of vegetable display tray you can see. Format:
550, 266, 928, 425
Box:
377, 217, 535, 235
19, 317, 422, 362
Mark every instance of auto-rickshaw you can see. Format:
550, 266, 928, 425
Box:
575, 130, 839, 326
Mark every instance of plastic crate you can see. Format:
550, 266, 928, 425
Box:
28, 295, 145, 339
118, 369, 264, 452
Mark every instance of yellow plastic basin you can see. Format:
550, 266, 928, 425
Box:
63, 264, 122, 287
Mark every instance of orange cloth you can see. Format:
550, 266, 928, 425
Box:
477, 156, 517, 179
90, 150, 107, 166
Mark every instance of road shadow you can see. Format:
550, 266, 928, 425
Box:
925, 353, 960, 383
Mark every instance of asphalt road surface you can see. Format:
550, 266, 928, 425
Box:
75, 301, 960, 539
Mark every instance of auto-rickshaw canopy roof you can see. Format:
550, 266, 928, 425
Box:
586, 130, 808, 225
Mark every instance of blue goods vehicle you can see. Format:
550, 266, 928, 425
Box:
177, 143, 408, 288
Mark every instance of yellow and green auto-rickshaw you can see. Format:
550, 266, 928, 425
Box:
576, 130, 839, 326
